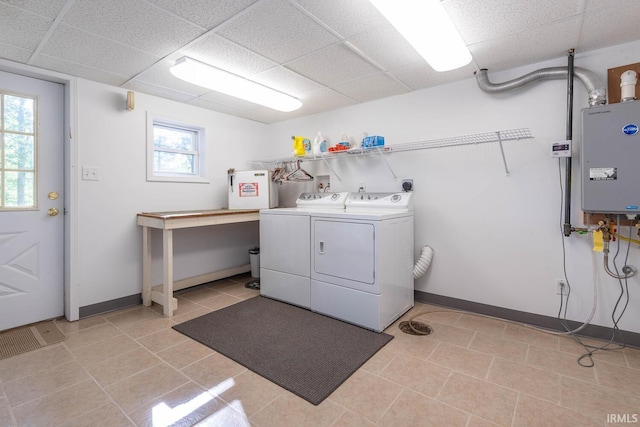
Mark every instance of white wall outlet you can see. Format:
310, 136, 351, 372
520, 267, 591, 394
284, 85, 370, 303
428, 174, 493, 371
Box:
359, 181, 366, 192
556, 279, 567, 295
82, 166, 100, 181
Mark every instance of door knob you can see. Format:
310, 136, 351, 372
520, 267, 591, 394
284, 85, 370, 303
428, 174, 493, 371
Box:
47, 208, 59, 217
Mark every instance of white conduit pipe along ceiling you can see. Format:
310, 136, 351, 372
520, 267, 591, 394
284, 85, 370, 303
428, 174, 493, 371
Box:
474, 53, 639, 364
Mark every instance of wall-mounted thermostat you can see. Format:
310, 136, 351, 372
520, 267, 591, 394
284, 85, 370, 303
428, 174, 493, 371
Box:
551, 140, 572, 158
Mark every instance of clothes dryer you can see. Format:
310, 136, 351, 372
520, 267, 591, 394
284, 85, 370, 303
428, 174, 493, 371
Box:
310, 192, 414, 332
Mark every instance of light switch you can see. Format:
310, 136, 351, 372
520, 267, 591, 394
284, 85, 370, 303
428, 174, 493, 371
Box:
82, 166, 100, 181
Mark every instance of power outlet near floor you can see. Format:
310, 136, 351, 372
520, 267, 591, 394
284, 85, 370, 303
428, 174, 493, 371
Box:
556, 279, 567, 296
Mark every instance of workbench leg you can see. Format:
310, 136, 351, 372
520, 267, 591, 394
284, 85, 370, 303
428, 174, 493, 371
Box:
163, 229, 174, 317
141, 226, 151, 306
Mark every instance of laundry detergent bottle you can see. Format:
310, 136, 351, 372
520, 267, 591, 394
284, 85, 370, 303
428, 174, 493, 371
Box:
312, 131, 327, 154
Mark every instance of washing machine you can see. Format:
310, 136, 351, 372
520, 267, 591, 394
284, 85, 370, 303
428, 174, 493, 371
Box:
259, 192, 349, 308
310, 192, 414, 332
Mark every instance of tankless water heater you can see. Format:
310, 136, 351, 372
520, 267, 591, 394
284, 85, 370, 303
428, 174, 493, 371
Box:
581, 100, 640, 215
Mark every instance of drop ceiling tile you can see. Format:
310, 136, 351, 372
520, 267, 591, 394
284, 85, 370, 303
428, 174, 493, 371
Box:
40, 24, 160, 77
215, 0, 339, 63
253, 66, 323, 97
345, 24, 424, 71
286, 43, 380, 87
291, 0, 388, 38
31, 54, 129, 86
444, 0, 585, 45
470, 16, 582, 72
332, 72, 409, 103
184, 97, 246, 116
123, 80, 197, 103
61, 0, 203, 56
132, 59, 210, 97
296, 87, 356, 115
147, 0, 259, 30
3, 0, 68, 19
0, 3, 52, 50
181, 33, 277, 78
579, 3, 640, 52
0, 42, 33, 63
389, 60, 473, 91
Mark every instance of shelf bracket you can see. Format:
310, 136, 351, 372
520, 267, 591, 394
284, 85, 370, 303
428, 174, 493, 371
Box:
375, 147, 398, 180
318, 155, 342, 182
496, 132, 510, 177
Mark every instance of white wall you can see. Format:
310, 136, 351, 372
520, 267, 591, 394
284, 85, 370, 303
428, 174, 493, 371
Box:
75, 79, 268, 306
266, 40, 640, 334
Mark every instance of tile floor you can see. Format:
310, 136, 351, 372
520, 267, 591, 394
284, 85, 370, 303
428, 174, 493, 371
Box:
1, 274, 639, 427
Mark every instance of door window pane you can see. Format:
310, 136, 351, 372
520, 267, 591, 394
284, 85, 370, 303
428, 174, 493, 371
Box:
4, 134, 35, 169
1, 92, 37, 209
3, 171, 35, 208
4, 95, 34, 133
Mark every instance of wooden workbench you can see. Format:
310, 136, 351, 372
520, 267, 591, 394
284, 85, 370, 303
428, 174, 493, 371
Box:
136, 209, 260, 317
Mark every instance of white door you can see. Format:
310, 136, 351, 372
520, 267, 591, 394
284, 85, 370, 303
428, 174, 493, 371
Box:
0, 70, 64, 331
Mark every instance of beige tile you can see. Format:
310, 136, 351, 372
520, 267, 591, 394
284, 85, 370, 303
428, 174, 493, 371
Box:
624, 347, 640, 369
360, 344, 396, 375
60, 402, 133, 427
558, 335, 628, 366
70, 334, 140, 365
428, 342, 493, 378
190, 405, 251, 426
455, 314, 506, 336
12, 379, 110, 426
135, 327, 190, 353
157, 339, 215, 369
181, 352, 246, 389
170, 307, 213, 325
595, 360, 640, 397
0, 344, 73, 383
0, 397, 15, 427
526, 345, 597, 383
502, 324, 559, 350
488, 358, 560, 403
379, 389, 468, 427
84, 347, 161, 387
467, 416, 502, 427
327, 369, 403, 422
215, 370, 285, 417
380, 329, 440, 360
117, 316, 176, 339
4, 360, 89, 406
104, 363, 190, 414
437, 372, 518, 426
332, 409, 376, 427
104, 305, 160, 326
54, 315, 107, 334
217, 283, 259, 299
419, 321, 477, 347
199, 294, 244, 311
560, 376, 640, 422
63, 323, 124, 351
512, 394, 601, 426
469, 333, 528, 363
250, 393, 344, 427
128, 381, 231, 427
379, 354, 451, 398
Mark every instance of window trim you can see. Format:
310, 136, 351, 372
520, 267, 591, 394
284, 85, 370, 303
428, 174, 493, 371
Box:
146, 112, 209, 183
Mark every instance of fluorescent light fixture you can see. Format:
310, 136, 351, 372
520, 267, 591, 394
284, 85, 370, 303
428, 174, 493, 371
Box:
369, 0, 472, 72
170, 57, 302, 112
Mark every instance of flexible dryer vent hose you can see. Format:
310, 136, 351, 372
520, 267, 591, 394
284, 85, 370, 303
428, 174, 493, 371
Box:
413, 246, 434, 279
